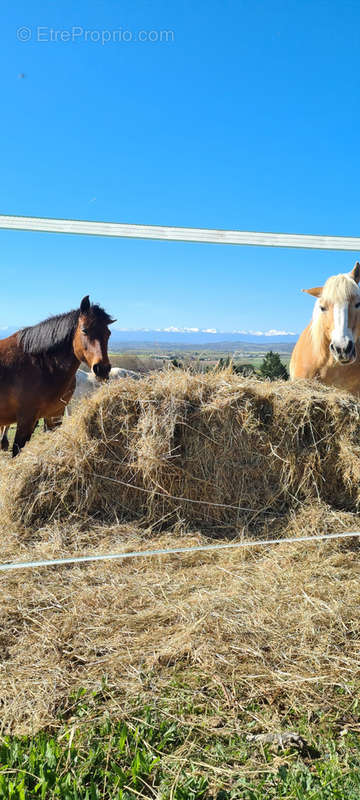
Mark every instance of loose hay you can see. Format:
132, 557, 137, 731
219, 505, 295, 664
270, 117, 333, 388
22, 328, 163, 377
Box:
1, 372, 360, 532
1, 373, 360, 734
1, 523, 360, 734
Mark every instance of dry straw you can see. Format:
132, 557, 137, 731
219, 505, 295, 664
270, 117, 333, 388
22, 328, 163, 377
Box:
1, 518, 360, 735
1, 370, 360, 533
1, 372, 360, 734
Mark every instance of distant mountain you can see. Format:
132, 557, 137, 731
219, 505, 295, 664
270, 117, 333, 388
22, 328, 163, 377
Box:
0, 327, 298, 350
109, 330, 299, 346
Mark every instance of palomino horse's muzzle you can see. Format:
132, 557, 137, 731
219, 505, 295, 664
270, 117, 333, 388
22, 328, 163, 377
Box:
92, 362, 111, 380
330, 339, 356, 364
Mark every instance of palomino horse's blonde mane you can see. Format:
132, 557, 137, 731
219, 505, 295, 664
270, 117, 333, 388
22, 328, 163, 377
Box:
320, 273, 360, 305
310, 273, 360, 359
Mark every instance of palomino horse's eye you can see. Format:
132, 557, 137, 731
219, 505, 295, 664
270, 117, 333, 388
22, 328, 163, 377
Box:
319, 305, 327, 312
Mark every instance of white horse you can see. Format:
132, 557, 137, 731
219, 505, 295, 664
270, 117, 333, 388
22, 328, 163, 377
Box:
0, 367, 141, 448
67, 367, 141, 411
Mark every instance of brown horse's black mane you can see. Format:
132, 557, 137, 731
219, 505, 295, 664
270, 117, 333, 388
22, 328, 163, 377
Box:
18, 304, 112, 356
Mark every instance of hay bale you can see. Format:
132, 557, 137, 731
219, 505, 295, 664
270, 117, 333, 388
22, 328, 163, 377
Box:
1, 372, 360, 532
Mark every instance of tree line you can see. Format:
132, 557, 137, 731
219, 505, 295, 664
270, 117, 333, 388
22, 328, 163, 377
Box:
170, 351, 289, 380
214, 351, 289, 380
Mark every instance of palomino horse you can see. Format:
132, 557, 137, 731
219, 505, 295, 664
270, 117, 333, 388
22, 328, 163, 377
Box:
0, 295, 115, 456
290, 262, 360, 395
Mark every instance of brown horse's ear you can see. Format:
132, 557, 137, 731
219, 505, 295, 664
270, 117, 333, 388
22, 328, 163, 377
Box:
80, 295, 90, 313
302, 287, 323, 298
350, 262, 360, 284
109, 318, 117, 324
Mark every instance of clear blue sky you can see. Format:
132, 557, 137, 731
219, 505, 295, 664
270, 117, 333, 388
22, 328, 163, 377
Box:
1, 0, 360, 333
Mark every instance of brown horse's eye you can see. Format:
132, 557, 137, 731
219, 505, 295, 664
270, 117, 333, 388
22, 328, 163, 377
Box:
355, 302, 360, 309
82, 328, 88, 335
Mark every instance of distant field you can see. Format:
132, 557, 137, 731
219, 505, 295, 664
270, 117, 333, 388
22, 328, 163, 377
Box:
109, 349, 291, 373
109, 339, 296, 354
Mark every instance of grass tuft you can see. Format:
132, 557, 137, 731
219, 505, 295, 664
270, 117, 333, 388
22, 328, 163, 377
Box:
1, 694, 360, 798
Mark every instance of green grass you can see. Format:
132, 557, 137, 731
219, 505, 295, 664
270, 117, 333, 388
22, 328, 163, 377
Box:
2, 687, 360, 799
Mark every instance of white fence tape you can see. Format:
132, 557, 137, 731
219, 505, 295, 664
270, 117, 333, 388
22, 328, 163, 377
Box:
0, 531, 359, 573
1, 214, 360, 250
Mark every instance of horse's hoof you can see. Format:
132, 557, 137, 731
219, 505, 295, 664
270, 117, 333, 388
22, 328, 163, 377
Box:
1, 439, 9, 452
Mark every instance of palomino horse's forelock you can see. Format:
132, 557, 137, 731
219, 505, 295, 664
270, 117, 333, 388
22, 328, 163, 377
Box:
320, 274, 360, 306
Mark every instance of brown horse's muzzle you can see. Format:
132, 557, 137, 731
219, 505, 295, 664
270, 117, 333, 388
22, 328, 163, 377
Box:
92, 362, 111, 380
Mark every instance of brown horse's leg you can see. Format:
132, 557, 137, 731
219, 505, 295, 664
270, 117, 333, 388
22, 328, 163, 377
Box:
1, 426, 9, 451
43, 410, 65, 432
12, 417, 38, 457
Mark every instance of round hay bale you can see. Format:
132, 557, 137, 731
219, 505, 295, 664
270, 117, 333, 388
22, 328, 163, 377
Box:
1, 372, 360, 532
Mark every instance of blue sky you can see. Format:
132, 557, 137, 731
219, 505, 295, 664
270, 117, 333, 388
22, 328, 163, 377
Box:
1, 0, 360, 333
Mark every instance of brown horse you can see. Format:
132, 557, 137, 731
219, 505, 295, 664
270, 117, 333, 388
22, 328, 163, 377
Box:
0, 295, 114, 456
290, 262, 360, 396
